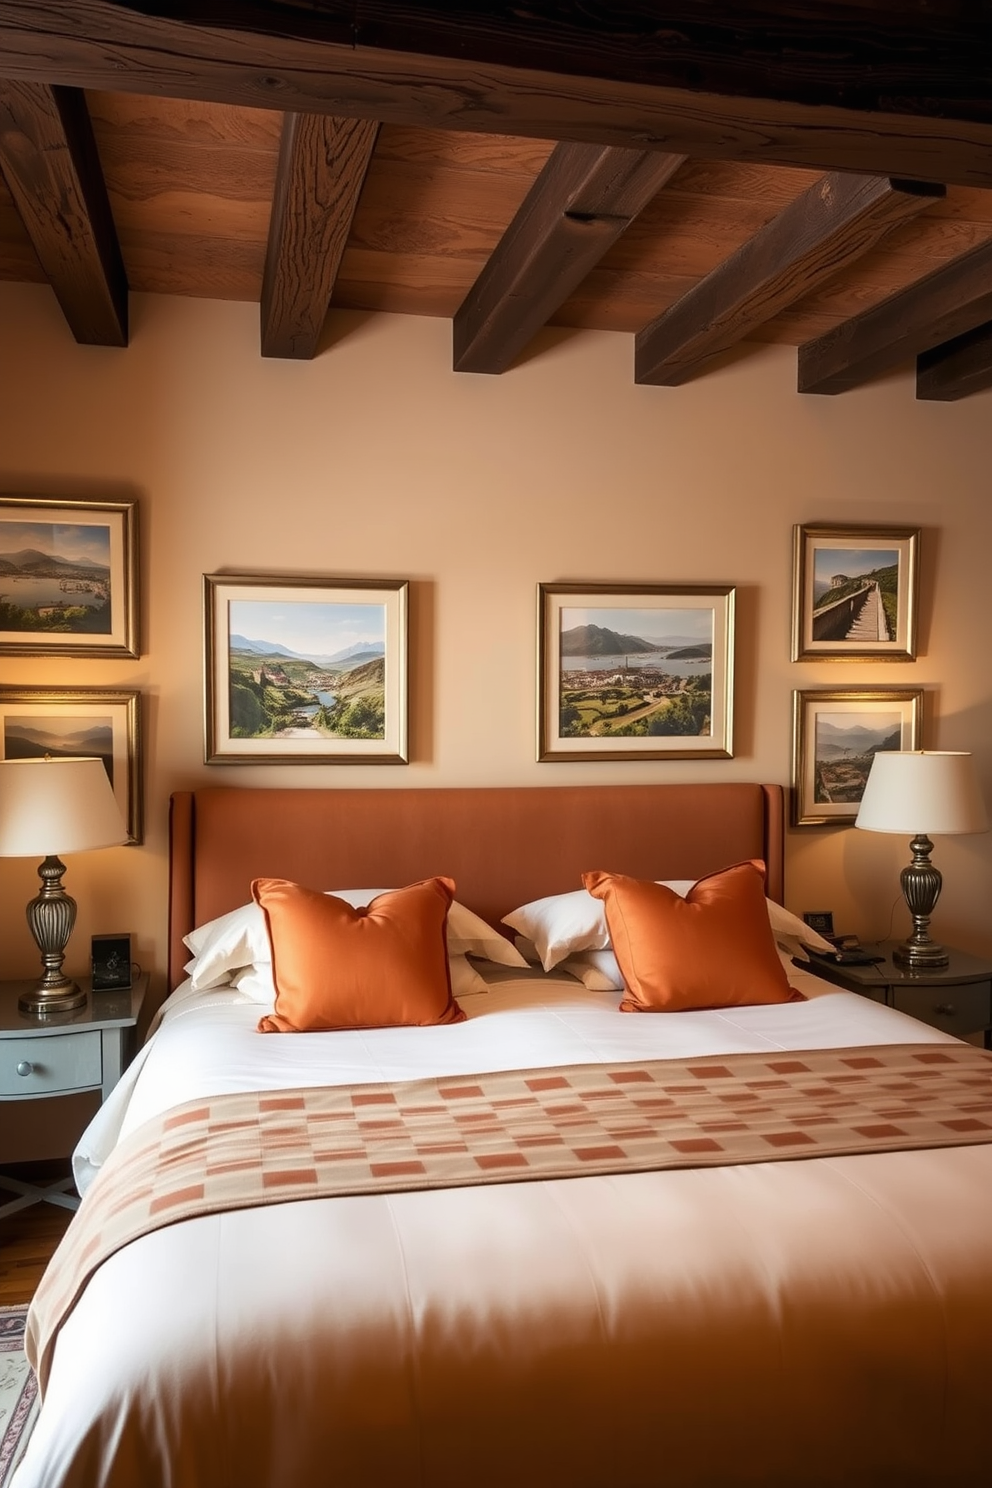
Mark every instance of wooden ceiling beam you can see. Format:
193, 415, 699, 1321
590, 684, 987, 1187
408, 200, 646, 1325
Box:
0, 78, 126, 344
916, 323, 992, 403
798, 238, 992, 395
635, 174, 943, 386
454, 144, 685, 375
261, 112, 379, 359
1, 4, 992, 187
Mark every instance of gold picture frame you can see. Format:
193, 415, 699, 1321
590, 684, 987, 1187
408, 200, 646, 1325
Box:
792, 687, 923, 827
0, 686, 143, 843
0, 496, 139, 658
204, 573, 409, 764
538, 582, 735, 761
792, 523, 919, 662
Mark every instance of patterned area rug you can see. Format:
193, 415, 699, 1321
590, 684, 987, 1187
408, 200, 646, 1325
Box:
0, 1306, 37, 1486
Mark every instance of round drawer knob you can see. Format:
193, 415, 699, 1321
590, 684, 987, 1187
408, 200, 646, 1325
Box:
16, 1060, 33, 1077
934, 1004, 957, 1017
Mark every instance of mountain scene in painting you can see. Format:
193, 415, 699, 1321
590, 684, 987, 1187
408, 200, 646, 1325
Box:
227, 602, 387, 741
558, 610, 714, 738
4, 717, 114, 785
0, 524, 113, 635
814, 714, 901, 804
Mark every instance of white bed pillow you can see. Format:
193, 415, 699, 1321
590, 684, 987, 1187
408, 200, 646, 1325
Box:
502, 882, 834, 972
560, 948, 625, 991
229, 950, 489, 1004
184, 890, 524, 991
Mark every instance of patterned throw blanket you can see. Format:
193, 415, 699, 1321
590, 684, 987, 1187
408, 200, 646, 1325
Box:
27, 1041, 992, 1390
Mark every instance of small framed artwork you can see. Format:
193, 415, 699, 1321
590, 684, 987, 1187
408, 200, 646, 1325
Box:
538, 583, 735, 761
0, 687, 143, 843
792, 687, 923, 827
792, 523, 919, 661
0, 496, 139, 657
204, 573, 408, 764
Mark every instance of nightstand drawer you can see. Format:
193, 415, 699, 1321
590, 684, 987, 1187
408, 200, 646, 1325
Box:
0, 1031, 102, 1097
892, 983, 992, 1038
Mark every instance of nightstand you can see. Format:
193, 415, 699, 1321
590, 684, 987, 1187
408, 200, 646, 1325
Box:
0, 973, 147, 1218
801, 943, 992, 1048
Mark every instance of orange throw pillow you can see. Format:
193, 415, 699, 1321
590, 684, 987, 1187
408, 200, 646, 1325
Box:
582, 862, 800, 1013
254, 877, 466, 1033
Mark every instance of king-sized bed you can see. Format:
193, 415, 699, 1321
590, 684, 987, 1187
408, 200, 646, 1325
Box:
14, 782, 992, 1488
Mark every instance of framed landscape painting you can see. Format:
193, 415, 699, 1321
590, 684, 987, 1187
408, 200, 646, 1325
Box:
792, 687, 923, 827
204, 573, 409, 764
792, 524, 919, 661
0, 687, 142, 843
538, 583, 735, 761
0, 496, 138, 657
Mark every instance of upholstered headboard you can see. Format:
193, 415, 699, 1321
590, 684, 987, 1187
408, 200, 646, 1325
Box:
168, 783, 785, 989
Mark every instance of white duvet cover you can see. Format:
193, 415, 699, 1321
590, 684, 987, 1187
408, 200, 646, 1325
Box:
16, 968, 992, 1488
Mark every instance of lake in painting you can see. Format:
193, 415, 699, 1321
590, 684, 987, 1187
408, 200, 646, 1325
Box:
558, 606, 714, 739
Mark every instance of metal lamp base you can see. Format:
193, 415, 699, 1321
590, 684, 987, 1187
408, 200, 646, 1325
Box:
18, 979, 87, 1016
893, 937, 949, 970
19, 854, 88, 1019
894, 832, 949, 971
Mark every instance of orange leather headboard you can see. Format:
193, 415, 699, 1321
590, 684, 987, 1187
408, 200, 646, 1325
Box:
168, 783, 784, 989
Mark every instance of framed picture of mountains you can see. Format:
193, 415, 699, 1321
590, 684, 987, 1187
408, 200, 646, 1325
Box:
203, 573, 408, 764
0, 687, 142, 842
537, 583, 735, 761
791, 687, 923, 827
792, 523, 920, 661
0, 495, 139, 657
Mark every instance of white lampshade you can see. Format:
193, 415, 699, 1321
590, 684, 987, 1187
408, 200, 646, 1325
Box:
0, 757, 127, 856
855, 751, 988, 836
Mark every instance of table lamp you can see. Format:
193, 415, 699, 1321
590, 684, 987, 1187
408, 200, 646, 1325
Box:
855, 750, 988, 969
0, 756, 127, 1015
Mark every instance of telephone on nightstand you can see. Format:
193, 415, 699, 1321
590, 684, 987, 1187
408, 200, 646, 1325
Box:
806, 939, 885, 967
802, 913, 884, 965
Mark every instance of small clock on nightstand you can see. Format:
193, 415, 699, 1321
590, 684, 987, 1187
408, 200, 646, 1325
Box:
0, 973, 147, 1219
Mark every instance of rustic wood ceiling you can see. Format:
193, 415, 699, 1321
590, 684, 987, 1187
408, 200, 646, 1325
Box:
1, 4, 991, 398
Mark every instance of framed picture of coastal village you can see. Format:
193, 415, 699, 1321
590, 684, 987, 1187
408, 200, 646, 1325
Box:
792, 523, 920, 662
537, 582, 735, 761
203, 573, 408, 764
791, 687, 924, 827
0, 496, 138, 657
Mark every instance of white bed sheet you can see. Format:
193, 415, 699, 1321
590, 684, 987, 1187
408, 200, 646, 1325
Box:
76, 963, 951, 1193
19, 969, 992, 1488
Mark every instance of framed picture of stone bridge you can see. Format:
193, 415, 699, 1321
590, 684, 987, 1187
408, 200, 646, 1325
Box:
791, 687, 924, 827
791, 524, 920, 661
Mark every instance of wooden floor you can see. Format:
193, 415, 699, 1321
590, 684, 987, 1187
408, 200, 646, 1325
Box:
0, 1162, 75, 1306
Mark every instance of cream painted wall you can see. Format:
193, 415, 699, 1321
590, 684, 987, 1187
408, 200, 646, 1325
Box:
1, 281, 992, 1003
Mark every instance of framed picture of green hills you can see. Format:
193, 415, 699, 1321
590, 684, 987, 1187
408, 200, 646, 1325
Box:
792, 523, 920, 661
203, 573, 408, 764
538, 582, 735, 761
0, 495, 138, 657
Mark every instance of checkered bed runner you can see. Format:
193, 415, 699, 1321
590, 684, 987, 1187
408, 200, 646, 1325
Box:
27, 1041, 992, 1390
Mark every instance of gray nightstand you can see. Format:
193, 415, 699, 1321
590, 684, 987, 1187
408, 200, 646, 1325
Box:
800, 943, 992, 1047
0, 973, 147, 1218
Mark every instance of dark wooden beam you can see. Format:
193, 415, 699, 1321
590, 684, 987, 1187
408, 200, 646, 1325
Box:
454, 144, 684, 374
636, 175, 943, 386
798, 237, 992, 395
0, 79, 126, 344
261, 112, 378, 359
0, 4, 992, 186
916, 322, 992, 402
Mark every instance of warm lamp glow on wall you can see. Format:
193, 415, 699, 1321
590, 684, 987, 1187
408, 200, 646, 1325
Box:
855, 751, 988, 969
0, 757, 127, 1016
